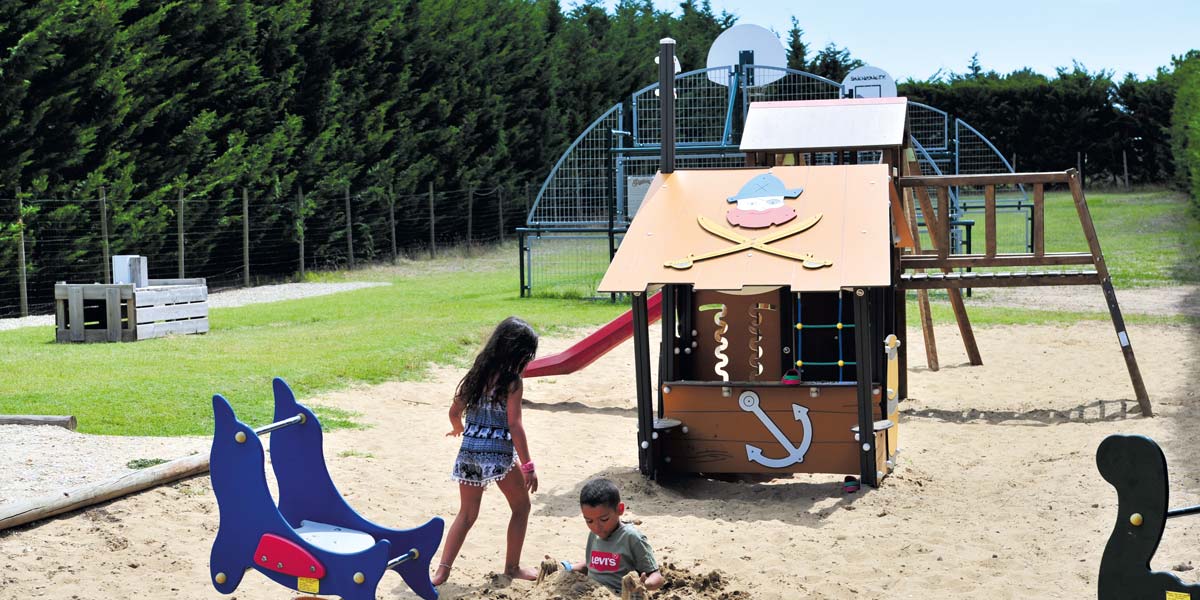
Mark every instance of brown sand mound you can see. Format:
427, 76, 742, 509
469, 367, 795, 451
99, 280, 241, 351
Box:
456, 561, 747, 599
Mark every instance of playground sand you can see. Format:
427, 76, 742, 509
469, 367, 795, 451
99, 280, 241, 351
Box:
1, 320, 1198, 599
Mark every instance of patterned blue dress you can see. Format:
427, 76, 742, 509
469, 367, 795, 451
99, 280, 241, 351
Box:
451, 392, 517, 486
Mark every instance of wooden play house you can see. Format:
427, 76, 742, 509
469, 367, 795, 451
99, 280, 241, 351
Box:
599, 153, 902, 487
598, 42, 1148, 487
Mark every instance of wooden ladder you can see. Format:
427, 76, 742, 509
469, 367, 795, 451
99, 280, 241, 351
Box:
896, 170, 1152, 416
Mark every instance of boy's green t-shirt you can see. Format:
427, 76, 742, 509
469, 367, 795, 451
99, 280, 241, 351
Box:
584, 522, 658, 593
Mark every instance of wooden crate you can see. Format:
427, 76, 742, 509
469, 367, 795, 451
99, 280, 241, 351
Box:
54, 278, 208, 343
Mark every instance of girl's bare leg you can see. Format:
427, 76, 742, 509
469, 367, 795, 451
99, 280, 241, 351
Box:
495, 470, 537, 580
432, 483, 486, 586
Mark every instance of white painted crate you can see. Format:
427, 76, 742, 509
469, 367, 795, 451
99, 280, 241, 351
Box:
54, 278, 208, 343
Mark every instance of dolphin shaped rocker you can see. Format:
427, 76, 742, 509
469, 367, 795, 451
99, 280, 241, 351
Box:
209, 377, 443, 600
1096, 434, 1200, 600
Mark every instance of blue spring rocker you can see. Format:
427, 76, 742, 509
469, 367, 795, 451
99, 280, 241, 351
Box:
209, 377, 443, 600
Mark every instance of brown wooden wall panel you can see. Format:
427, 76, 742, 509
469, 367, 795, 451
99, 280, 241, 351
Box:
662, 384, 868, 414
663, 409, 858, 445
660, 439, 861, 474
658, 384, 893, 476
690, 289, 786, 383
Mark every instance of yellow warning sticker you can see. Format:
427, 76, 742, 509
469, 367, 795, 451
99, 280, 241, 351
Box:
1165, 592, 1191, 600
298, 577, 320, 594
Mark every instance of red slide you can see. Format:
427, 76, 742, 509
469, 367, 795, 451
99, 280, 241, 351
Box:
523, 292, 663, 378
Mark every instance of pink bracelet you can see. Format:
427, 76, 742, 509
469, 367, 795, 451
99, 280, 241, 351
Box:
519, 461, 535, 474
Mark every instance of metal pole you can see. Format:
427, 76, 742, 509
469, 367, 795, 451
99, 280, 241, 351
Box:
467, 186, 474, 253
518, 230, 526, 298
344, 186, 355, 270
428, 182, 436, 259
658, 38, 676, 174
15, 189, 28, 317
386, 548, 420, 569
100, 187, 111, 284
253, 413, 306, 436
388, 184, 397, 263
242, 187, 250, 287
297, 186, 306, 279
177, 188, 185, 278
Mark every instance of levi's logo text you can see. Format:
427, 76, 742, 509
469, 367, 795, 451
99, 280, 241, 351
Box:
589, 551, 621, 572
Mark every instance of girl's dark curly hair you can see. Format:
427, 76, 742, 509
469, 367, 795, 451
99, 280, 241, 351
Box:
455, 316, 538, 408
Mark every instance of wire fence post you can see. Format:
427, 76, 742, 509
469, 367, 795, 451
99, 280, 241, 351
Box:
497, 186, 505, 244
1077, 152, 1084, 191
467, 186, 474, 255
242, 187, 250, 287
1122, 149, 1130, 190
100, 187, 111, 284
297, 185, 306, 279
15, 188, 28, 317
177, 188, 185, 278
428, 182, 436, 259
388, 184, 397, 263
344, 185, 355, 270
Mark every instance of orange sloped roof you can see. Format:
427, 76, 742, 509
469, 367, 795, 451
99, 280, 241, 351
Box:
597, 165, 892, 292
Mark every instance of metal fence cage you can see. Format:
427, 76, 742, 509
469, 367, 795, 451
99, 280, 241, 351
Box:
522, 66, 1027, 298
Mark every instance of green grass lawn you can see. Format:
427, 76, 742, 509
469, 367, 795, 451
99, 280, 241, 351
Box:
952, 188, 1199, 287
0, 251, 625, 436
1, 189, 1193, 437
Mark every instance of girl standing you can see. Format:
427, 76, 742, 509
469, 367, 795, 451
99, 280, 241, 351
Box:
432, 316, 540, 586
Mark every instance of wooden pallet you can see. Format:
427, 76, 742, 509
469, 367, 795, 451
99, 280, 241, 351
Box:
55, 278, 208, 343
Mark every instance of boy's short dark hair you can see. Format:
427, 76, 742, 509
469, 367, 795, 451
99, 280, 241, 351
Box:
579, 477, 621, 509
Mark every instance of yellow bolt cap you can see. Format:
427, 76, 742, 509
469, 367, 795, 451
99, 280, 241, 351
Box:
215, 573, 227, 584
1130, 513, 1143, 526
354, 572, 365, 584
235, 432, 247, 444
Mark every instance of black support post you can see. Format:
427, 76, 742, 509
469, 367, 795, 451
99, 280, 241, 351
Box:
658, 285, 677, 417
632, 291, 655, 478
658, 38, 675, 174
852, 288, 879, 488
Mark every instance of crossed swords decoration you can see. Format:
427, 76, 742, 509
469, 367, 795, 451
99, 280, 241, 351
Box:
665, 215, 832, 270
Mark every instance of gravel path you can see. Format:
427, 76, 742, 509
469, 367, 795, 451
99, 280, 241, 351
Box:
0, 281, 390, 332
0, 281, 390, 508
968, 284, 1199, 318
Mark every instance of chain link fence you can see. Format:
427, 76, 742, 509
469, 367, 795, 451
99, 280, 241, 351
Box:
0, 183, 534, 318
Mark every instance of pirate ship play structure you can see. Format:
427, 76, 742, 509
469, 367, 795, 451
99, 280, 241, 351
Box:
550, 38, 1149, 487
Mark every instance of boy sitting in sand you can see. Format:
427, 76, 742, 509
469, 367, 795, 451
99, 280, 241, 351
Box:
557, 478, 664, 596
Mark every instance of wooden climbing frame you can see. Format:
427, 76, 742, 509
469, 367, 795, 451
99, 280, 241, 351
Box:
896, 170, 1152, 416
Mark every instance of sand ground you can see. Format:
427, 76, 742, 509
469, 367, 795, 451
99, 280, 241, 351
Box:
1, 317, 1198, 599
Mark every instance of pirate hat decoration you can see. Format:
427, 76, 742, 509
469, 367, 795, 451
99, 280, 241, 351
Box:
725, 173, 804, 229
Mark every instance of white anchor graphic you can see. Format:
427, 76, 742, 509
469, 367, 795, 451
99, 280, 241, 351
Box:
738, 390, 813, 468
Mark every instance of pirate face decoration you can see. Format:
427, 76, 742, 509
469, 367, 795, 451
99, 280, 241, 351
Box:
663, 171, 832, 271
726, 173, 803, 229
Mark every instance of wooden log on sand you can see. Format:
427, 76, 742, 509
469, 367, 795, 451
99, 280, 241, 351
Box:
0, 415, 77, 430
0, 453, 209, 532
